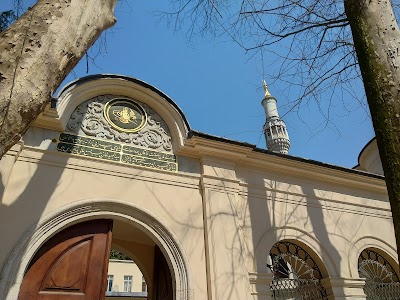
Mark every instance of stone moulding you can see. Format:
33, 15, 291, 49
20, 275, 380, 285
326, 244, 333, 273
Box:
253, 226, 339, 278
0, 199, 194, 300
348, 236, 399, 278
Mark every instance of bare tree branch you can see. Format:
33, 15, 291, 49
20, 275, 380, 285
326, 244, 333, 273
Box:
163, 0, 379, 128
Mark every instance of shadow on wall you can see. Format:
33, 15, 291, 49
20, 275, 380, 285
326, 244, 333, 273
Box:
301, 184, 343, 297
243, 170, 276, 297
0, 151, 68, 299
243, 168, 345, 299
209, 180, 253, 300
190, 160, 259, 300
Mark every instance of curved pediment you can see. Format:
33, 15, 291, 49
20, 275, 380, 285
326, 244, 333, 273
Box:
28, 75, 192, 172
56, 74, 190, 151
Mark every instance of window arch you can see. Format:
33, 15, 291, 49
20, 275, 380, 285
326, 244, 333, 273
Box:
358, 247, 400, 299
268, 241, 328, 300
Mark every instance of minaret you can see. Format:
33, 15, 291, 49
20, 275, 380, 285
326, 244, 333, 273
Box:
261, 80, 290, 154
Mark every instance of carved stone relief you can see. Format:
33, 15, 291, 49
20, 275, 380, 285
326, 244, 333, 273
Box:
66, 95, 173, 153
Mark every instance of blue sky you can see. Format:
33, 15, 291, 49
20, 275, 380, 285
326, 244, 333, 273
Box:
1, 0, 375, 168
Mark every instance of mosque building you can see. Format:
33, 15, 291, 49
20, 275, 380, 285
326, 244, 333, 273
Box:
0, 74, 397, 300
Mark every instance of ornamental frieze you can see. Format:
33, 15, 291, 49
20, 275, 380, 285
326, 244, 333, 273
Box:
56, 133, 177, 172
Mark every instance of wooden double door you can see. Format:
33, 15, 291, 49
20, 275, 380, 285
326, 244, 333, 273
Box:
18, 219, 173, 300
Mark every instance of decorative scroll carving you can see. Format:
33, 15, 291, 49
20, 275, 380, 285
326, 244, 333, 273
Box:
67, 95, 173, 153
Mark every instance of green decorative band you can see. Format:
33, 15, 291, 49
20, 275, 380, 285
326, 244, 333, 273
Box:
59, 133, 122, 152
122, 145, 176, 162
121, 154, 177, 172
57, 133, 177, 172
57, 143, 121, 161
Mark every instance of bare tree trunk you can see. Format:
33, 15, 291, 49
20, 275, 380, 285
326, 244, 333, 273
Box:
0, 0, 117, 157
345, 0, 400, 257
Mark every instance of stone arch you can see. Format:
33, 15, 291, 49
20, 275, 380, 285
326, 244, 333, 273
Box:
254, 226, 338, 278
271, 239, 330, 279
348, 236, 398, 278
268, 240, 330, 299
0, 199, 193, 300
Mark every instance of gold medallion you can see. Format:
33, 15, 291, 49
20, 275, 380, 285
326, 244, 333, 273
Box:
104, 98, 147, 132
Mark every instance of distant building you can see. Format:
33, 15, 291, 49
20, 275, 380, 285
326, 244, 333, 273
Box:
106, 259, 147, 299
0, 74, 398, 300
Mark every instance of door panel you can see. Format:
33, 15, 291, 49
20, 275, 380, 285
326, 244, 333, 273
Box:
152, 245, 173, 300
18, 219, 113, 300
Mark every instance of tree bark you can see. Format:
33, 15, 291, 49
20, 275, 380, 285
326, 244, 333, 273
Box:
0, 0, 117, 157
345, 0, 400, 257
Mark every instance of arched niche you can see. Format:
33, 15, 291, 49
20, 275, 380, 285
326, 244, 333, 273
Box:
0, 199, 193, 300
348, 236, 398, 278
254, 226, 338, 278
268, 240, 329, 299
358, 247, 400, 282
357, 247, 400, 299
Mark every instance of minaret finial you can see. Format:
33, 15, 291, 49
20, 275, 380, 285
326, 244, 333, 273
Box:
262, 79, 271, 98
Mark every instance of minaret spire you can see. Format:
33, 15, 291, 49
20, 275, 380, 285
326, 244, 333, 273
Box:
261, 80, 290, 154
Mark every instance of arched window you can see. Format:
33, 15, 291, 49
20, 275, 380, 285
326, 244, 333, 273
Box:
268, 241, 328, 300
358, 248, 400, 299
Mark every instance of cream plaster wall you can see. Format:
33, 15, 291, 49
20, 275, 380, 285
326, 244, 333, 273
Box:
0, 76, 396, 300
0, 146, 207, 300
235, 163, 393, 297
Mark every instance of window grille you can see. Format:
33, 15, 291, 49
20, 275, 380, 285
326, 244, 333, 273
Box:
123, 275, 133, 292
269, 241, 328, 300
358, 248, 400, 300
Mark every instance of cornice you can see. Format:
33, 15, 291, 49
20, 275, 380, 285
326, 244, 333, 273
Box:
245, 150, 387, 193
180, 132, 387, 194
31, 103, 63, 131
179, 133, 252, 161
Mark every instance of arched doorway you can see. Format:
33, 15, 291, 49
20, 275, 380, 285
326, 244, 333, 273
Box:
0, 200, 192, 300
17, 218, 173, 300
